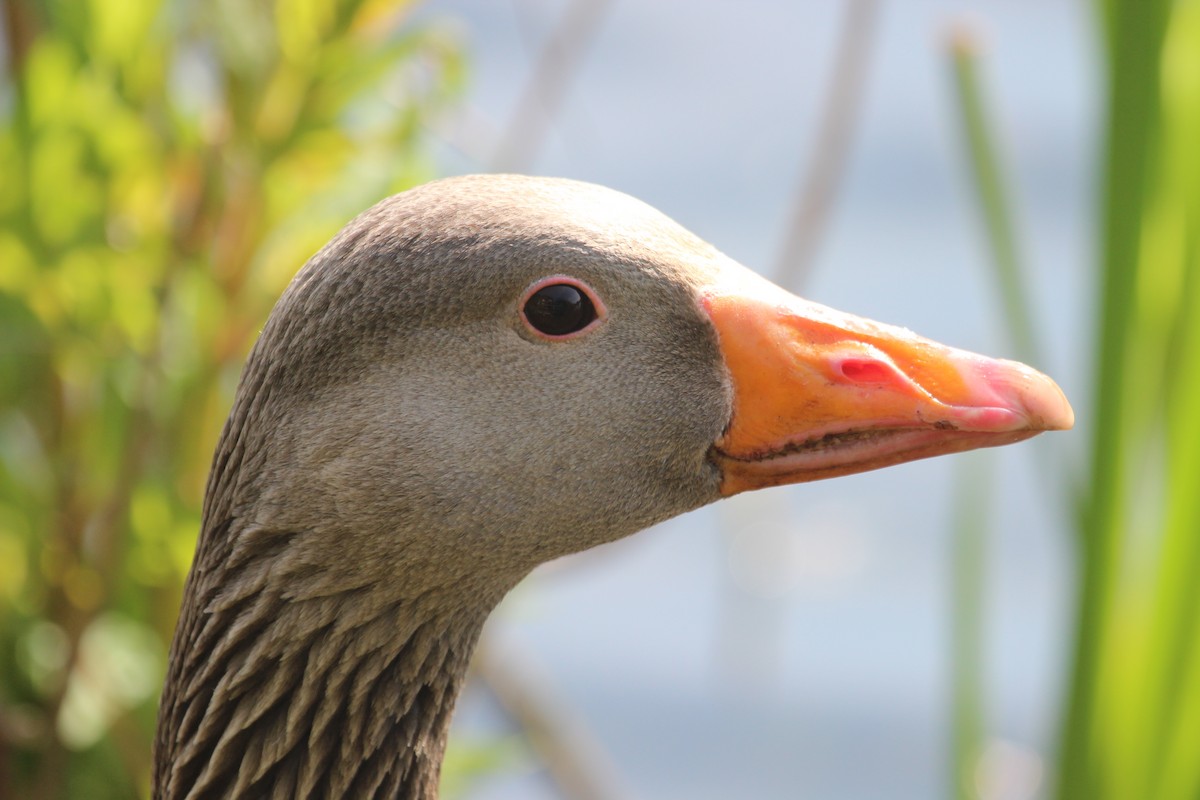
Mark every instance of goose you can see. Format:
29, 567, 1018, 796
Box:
153, 173, 1073, 799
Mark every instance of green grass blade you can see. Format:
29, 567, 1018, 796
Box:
1057, 0, 1172, 798
950, 453, 992, 800
948, 29, 1041, 368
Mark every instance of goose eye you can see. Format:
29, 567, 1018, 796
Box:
523, 283, 598, 336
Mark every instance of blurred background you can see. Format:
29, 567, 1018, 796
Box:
1, 1, 1197, 799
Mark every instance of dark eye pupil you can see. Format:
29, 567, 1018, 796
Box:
524, 284, 597, 336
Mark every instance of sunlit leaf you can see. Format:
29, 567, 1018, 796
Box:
1, 1, 461, 794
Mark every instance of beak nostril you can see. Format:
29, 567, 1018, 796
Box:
839, 358, 895, 385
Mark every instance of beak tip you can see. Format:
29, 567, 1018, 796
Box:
1002, 361, 1074, 432
944, 357, 1074, 434
1032, 384, 1075, 432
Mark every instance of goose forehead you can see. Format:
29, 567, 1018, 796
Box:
381, 175, 728, 280
292, 199, 731, 324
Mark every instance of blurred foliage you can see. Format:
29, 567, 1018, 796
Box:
0, 0, 464, 796
1059, 0, 1200, 798
950, 1, 1200, 799
440, 734, 530, 799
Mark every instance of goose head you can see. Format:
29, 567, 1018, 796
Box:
155, 174, 1072, 799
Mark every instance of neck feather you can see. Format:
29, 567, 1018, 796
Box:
154, 523, 490, 800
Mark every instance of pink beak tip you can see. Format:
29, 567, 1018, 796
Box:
992, 359, 1075, 432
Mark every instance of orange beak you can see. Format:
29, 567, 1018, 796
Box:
701, 272, 1074, 496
